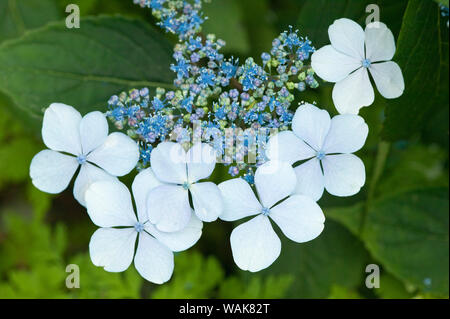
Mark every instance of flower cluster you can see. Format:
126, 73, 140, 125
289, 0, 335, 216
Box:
109, 0, 320, 181
134, 0, 206, 40
29, 101, 369, 282
29, 0, 405, 284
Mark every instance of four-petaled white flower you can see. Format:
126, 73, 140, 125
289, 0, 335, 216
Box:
147, 142, 224, 232
29, 103, 139, 206
219, 161, 325, 272
85, 168, 203, 284
312, 18, 405, 114
266, 103, 368, 201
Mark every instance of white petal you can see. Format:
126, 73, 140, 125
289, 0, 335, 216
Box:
89, 227, 136, 273
293, 158, 325, 202
322, 154, 366, 197
322, 115, 369, 154
218, 178, 262, 221
329, 18, 365, 59
132, 168, 163, 223
146, 185, 191, 232
87, 133, 139, 177
230, 215, 281, 272
332, 68, 374, 115
190, 182, 223, 222
73, 163, 118, 207
311, 45, 361, 82
270, 195, 325, 243
292, 103, 331, 151
29, 150, 78, 194
85, 181, 137, 228
41, 103, 82, 155
255, 161, 297, 208
134, 232, 174, 284
80, 111, 108, 155
186, 143, 216, 182
150, 142, 187, 184
369, 61, 405, 99
146, 213, 203, 252
365, 22, 396, 62
265, 131, 315, 165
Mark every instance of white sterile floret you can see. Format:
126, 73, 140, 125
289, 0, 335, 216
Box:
85, 168, 203, 284
147, 142, 224, 232
266, 103, 369, 201
311, 18, 405, 114
219, 161, 325, 272
29, 103, 139, 206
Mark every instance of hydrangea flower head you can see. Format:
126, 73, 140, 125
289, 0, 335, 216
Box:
29, 103, 139, 206
266, 103, 369, 201
85, 168, 203, 284
219, 161, 325, 272
311, 18, 405, 114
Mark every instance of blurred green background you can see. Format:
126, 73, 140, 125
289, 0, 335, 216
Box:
0, 0, 448, 299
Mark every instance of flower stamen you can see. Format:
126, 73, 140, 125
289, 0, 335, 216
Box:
316, 150, 326, 161
182, 181, 191, 190
76, 155, 87, 165
134, 222, 145, 233
261, 207, 271, 216
362, 58, 372, 68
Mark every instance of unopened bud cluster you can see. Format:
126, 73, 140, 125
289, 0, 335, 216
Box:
109, 0, 320, 181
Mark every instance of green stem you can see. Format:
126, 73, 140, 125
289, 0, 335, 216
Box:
359, 141, 391, 235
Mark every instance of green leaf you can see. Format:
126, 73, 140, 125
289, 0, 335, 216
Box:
0, 16, 175, 132
151, 251, 225, 299
26, 184, 53, 221
382, 0, 448, 141
0, 137, 39, 188
203, 0, 251, 55
56, 0, 150, 17
376, 273, 414, 299
0, 208, 143, 299
376, 144, 449, 196
57, 0, 99, 15
328, 285, 362, 299
263, 220, 369, 298
238, 0, 278, 56
0, 211, 67, 274
326, 202, 365, 237
0, 0, 61, 44
0, 264, 68, 299
218, 274, 293, 299
434, 0, 449, 7
67, 254, 143, 299
363, 188, 449, 296
0, 105, 41, 189
423, 5, 449, 147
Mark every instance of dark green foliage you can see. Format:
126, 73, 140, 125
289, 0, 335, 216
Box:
0, 16, 174, 132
